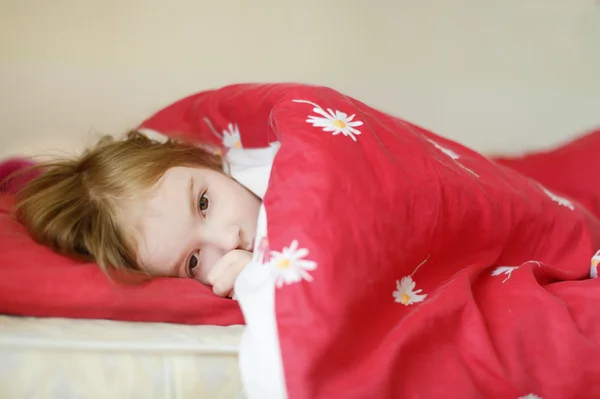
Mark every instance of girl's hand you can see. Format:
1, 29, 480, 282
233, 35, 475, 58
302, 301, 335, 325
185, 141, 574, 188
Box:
206, 249, 252, 298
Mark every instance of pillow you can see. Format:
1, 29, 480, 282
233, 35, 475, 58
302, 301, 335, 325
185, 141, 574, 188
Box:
0, 192, 244, 324
0, 158, 41, 194
0, 84, 286, 326
141, 84, 600, 397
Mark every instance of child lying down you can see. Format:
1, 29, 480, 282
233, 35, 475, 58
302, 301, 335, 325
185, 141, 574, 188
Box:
14, 131, 263, 298
10, 127, 600, 299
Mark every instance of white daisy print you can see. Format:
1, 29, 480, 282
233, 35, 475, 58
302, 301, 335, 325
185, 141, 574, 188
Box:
591, 250, 600, 278
393, 276, 427, 305
393, 255, 430, 306
518, 394, 542, 399
269, 240, 317, 288
222, 123, 242, 149
491, 266, 520, 283
541, 187, 574, 211
427, 138, 478, 177
293, 99, 363, 142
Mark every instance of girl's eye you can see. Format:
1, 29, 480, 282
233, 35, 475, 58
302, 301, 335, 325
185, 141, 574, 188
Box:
198, 193, 210, 215
187, 252, 199, 278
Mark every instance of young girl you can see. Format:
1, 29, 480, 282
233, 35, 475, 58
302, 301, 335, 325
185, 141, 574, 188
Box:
13, 131, 262, 298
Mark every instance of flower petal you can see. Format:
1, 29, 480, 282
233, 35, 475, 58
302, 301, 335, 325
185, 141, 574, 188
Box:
293, 248, 309, 258
347, 121, 363, 127
347, 127, 362, 135
296, 260, 317, 271
335, 110, 348, 120
313, 107, 332, 119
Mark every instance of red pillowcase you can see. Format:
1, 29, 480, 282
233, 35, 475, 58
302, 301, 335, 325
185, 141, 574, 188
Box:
0, 97, 251, 325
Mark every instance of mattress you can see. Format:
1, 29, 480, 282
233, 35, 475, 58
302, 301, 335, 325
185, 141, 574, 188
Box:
0, 315, 244, 399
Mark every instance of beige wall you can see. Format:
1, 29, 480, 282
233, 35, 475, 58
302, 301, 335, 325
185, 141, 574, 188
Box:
1, 0, 599, 159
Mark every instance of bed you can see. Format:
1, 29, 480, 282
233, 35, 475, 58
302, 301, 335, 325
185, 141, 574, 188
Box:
0, 315, 244, 398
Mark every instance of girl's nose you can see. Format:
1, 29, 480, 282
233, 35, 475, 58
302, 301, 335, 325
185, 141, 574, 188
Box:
194, 226, 242, 284
201, 224, 241, 253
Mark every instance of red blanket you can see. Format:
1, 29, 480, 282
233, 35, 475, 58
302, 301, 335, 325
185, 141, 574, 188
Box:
140, 84, 600, 398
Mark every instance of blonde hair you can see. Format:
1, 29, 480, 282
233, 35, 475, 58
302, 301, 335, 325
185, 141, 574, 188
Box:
14, 131, 223, 278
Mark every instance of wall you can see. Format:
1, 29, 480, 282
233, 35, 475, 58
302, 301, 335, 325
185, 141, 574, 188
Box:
1, 0, 598, 159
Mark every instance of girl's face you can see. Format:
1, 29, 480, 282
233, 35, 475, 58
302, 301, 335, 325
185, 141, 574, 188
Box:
125, 166, 261, 283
